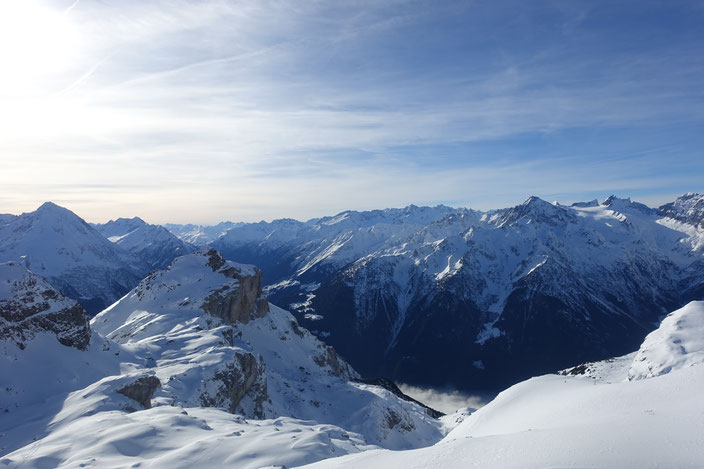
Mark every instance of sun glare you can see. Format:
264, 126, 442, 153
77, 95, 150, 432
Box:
0, 0, 79, 93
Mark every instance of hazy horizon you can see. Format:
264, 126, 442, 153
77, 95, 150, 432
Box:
2, 191, 697, 226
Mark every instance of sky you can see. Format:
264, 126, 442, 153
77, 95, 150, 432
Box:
0, 0, 702, 224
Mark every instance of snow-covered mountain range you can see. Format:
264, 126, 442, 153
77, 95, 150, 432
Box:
0, 203, 148, 314
2, 255, 702, 467
93, 217, 195, 270
1, 191, 703, 467
2, 195, 702, 390
166, 193, 704, 389
163, 221, 241, 246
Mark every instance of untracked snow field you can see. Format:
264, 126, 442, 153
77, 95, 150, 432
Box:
302, 364, 704, 469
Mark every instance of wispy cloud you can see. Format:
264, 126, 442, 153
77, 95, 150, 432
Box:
1, 0, 702, 222
397, 383, 493, 414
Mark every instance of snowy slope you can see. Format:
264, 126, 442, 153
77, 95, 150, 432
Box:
628, 300, 704, 380
90, 249, 442, 448
94, 217, 195, 269
0, 202, 147, 313
302, 303, 704, 469
303, 366, 704, 469
1, 249, 444, 467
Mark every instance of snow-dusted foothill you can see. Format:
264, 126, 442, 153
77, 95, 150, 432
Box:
94, 217, 195, 270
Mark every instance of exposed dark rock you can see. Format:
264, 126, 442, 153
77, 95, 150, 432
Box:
206, 248, 227, 271
354, 378, 444, 418
382, 408, 415, 432
0, 263, 91, 350
313, 345, 349, 378
199, 352, 268, 418
201, 249, 270, 324
116, 376, 161, 409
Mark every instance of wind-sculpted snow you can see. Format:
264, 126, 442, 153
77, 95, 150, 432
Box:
628, 300, 704, 380
302, 305, 704, 469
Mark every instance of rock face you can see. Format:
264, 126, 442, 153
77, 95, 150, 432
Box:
116, 375, 162, 409
199, 352, 268, 417
201, 249, 269, 324
0, 261, 91, 350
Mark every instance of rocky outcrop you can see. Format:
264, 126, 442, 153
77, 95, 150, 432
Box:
0, 262, 91, 350
199, 351, 268, 418
201, 249, 269, 324
354, 378, 444, 418
313, 344, 351, 378
116, 375, 161, 409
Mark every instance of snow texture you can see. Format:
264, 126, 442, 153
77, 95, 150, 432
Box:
302, 302, 704, 468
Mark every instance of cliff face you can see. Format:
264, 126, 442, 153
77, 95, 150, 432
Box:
0, 261, 91, 351
201, 248, 269, 324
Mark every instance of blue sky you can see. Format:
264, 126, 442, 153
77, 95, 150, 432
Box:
0, 0, 702, 223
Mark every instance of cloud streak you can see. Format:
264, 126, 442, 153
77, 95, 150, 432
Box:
1, 0, 703, 222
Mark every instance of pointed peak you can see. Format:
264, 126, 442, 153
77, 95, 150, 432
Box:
522, 195, 551, 207
36, 201, 69, 213
602, 195, 654, 214
31, 201, 84, 223
601, 195, 624, 206
497, 195, 572, 227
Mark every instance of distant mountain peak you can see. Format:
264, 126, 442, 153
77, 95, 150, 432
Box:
523, 195, 546, 205
601, 195, 654, 214
36, 201, 64, 211
116, 216, 147, 225
33, 201, 81, 220
497, 195, 571, 227
658, 193, 704, 227
571, 199, 599, 208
